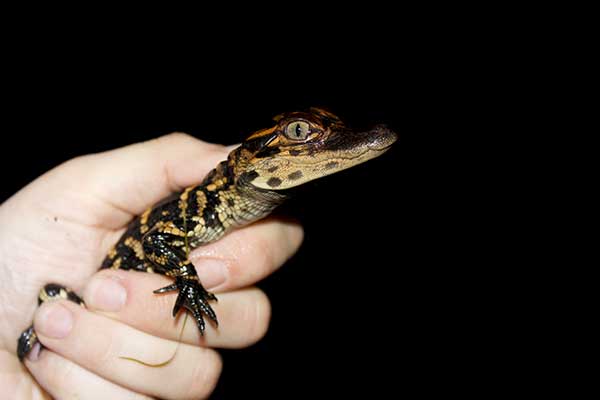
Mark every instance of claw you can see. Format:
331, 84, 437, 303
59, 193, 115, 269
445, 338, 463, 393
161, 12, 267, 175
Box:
199, 301, 218, 325
206, 292, 218, 302
154, 277, 218, 335
153, 283, 178, 294
192, 308, 206, 333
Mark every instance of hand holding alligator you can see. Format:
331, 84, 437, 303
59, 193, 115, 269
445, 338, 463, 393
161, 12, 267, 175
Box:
0, 133, 304, 399
0, 108, 396, 399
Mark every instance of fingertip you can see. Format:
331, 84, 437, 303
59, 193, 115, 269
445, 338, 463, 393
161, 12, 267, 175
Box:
34, 302, 74, 340
84, 271, 128, 312
238, 288, 271, 348
279, 218, 304, 254
84, 269, 179, 330
187, 348, 222, 399
189, 217, 304, 291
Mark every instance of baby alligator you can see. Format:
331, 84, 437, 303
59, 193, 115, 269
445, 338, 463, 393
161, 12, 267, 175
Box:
17, 107, 397, 360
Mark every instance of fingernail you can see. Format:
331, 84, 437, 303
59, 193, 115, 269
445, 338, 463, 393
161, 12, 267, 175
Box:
194, 259, 227, 289
86, 275, 127, 311
35, 303, 73, 339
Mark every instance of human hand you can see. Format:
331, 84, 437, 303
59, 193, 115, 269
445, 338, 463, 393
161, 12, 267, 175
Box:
0, 133, 303, 399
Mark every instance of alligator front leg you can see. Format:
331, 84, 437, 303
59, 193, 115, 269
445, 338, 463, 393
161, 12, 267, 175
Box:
142, 229, 218, 334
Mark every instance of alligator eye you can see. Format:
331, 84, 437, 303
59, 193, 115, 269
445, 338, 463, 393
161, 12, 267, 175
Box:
285, 121, 310, 141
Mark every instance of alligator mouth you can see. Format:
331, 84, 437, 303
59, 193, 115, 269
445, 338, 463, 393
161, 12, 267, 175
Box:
322, 124, 398, 154
365, 124, 398, 151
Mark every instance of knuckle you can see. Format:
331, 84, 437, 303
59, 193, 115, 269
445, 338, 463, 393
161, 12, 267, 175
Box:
161, 131, 194, 143
56, 154, 91, 175
157, 132, 228, 162
159, 132, 225, 154
153, 132, 196, 151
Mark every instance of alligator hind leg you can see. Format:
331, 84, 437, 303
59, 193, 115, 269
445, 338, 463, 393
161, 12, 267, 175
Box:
17, 283, 84, 361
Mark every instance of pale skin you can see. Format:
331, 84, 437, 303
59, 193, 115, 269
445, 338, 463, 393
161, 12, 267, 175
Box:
0, 133, 304, 399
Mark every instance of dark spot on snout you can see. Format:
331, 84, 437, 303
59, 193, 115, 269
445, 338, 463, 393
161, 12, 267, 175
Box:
288, 171, 303, 180
324, 161, 339, 170
239, 170, 259, 186
289, 149, 302, 156
267, 166, 279, 173
267, 177, 282, 187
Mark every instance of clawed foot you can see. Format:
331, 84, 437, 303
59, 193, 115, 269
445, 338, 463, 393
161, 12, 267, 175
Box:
154, 277, 218, 334
17, 326, 38, 361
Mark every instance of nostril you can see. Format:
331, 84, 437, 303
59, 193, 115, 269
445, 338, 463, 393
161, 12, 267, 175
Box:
367, 124, 398, 150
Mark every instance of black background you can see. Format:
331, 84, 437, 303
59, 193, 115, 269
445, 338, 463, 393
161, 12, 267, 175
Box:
1, 51, 497, 397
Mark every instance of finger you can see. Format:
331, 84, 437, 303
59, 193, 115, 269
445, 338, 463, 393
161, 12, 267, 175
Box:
33, 300, 222, 400
57, 132, 232, 228
84, 270, 271, 348
190, 217, 303, 290
26, 350, 152, 400
226, 143, 240, 152
0, 350, 49, 400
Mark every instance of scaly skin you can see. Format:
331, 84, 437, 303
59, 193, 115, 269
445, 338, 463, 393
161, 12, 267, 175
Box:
18, 107, 397, 361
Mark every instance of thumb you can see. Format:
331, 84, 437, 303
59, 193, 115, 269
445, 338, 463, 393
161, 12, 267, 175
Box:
63, 133, 230, 228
